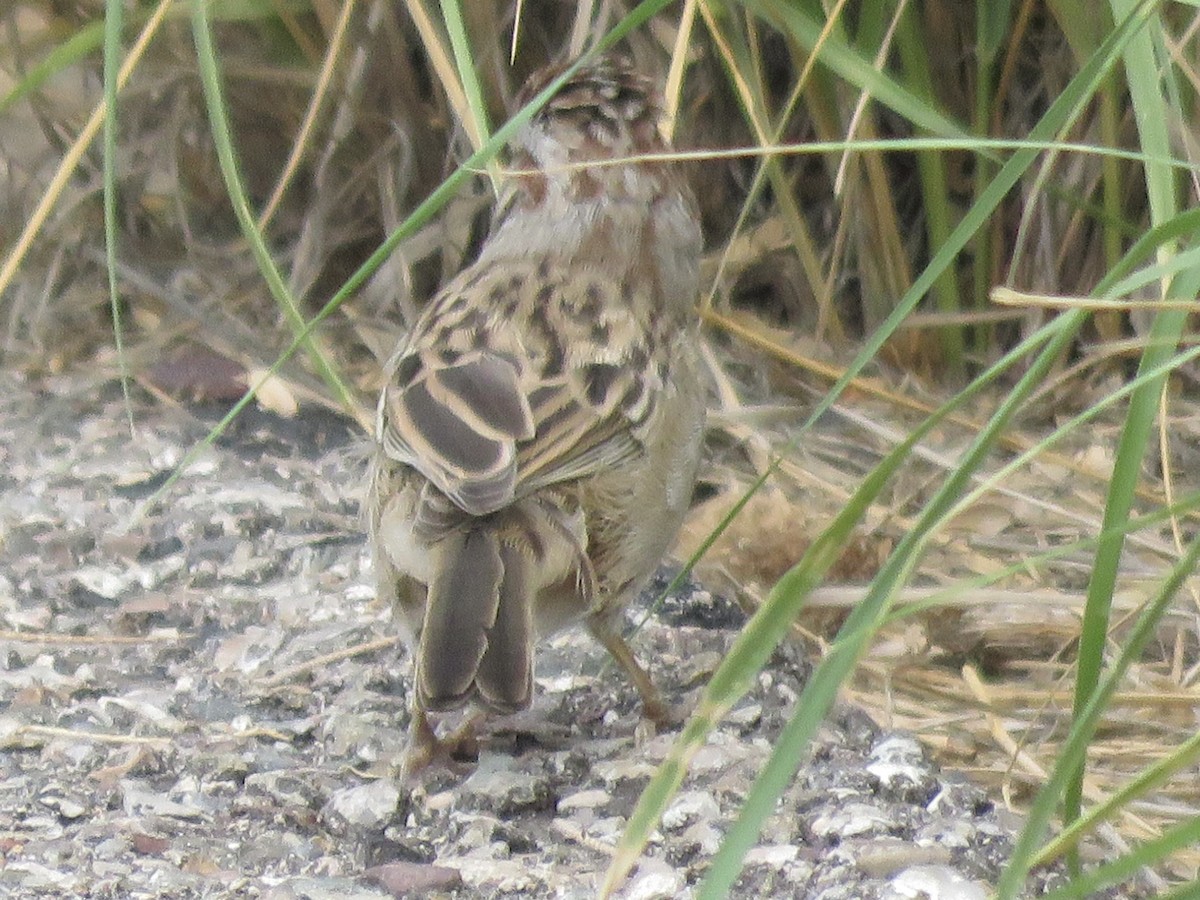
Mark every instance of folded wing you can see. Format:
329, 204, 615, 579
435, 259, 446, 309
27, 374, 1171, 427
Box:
377, 261, 657, 517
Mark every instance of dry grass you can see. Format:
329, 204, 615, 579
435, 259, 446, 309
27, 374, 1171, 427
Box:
680, 312, 1200, 885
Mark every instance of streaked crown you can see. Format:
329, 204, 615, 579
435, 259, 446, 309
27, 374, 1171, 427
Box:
514, 57, 666, 168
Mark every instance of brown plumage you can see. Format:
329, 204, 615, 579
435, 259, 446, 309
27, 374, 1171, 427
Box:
367, 56, 705, 770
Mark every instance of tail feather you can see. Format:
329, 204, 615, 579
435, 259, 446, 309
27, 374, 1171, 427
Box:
475, 542, 534, 712
417, 529, 503, 710
416, 527, 535, 714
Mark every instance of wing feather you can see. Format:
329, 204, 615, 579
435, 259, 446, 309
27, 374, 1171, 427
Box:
378, 260, 660, 515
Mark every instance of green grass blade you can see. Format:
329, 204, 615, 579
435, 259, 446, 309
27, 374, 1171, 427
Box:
893, 3, 965, 376
603, 310, 1075, 896
439, 0, 495, 186
606, 1, 1161, 893
1037, 814, 1200, 899
1104, 241, 1200, 300
997, 512, 1200, 896
1035, 729, 1200, 868
103, 0, 134, 434
694, 312, 1082, 899
977, 0, 1016, 67
1066, 0, 1183, 838
190, 1, 362, 421
0, 21, 105, 118
766, 0, 1153, 438
746, 0, 974, 141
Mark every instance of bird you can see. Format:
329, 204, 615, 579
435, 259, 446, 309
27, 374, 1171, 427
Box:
366, 54, 705, 772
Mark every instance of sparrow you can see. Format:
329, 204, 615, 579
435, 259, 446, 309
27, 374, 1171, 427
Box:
367, 55, 705, 771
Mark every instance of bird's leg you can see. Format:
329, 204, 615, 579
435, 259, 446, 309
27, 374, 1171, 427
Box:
586, 612, 680, 731
400, 703, 485, 779
401, 704, 441, 778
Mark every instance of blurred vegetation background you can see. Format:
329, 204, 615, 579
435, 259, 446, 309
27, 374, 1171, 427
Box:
4, 0, 1200, 896
2, 0, 1171, 390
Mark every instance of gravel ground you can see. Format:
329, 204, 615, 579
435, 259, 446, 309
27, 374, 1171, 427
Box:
0, 373, 1135, 898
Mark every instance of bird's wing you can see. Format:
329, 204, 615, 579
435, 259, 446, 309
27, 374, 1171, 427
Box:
377, 259, 661, 516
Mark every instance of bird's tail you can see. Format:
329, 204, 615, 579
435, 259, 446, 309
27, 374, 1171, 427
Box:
416, 526, 534, 713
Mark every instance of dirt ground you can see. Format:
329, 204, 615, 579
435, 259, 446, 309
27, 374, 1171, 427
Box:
0, 371, 1138, 898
